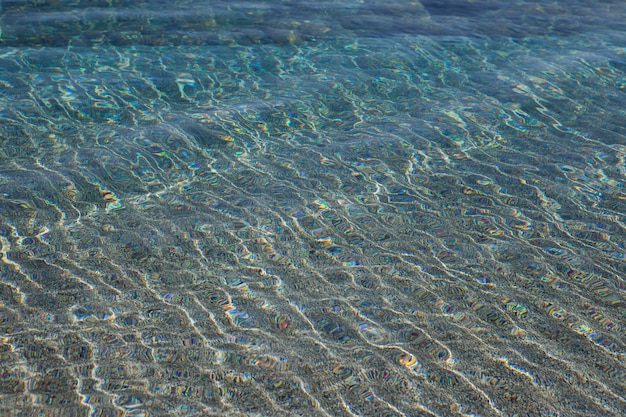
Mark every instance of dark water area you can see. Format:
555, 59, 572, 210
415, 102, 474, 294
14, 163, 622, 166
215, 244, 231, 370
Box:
0, 1, 625, 416
1, 0, 625, 47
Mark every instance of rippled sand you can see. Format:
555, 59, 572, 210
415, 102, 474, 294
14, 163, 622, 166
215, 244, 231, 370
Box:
0, 1, 625, 416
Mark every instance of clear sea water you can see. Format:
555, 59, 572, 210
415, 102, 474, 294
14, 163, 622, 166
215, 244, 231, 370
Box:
0, 1, 625, 416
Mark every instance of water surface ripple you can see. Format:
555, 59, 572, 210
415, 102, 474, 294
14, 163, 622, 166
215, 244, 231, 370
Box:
0, 1, 625, 416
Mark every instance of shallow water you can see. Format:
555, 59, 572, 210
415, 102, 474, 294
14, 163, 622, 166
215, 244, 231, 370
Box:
0, 1, 625, 416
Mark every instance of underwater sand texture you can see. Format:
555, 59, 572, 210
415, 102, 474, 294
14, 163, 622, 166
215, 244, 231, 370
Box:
0, 1, 625, 416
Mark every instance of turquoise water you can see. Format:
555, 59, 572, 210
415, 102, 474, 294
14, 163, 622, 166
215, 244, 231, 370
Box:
0, 1, 625, 416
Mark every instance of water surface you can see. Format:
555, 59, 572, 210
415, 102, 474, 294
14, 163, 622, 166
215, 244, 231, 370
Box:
0, 1, 625, 416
